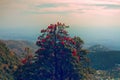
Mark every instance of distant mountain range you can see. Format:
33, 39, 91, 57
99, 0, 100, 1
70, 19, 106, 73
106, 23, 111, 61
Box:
88, 50, 120, 70
88, 44, 120, 70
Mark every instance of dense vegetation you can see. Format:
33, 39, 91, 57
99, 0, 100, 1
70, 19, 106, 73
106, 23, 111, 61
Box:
14, 22, 91, 80
0, 41, 20, 80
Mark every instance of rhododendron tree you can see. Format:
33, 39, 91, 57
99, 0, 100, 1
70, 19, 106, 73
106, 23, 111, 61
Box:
14, 22, 91, 80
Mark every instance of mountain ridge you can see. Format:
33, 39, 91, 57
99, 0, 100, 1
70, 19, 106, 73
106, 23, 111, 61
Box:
88, 44, 110, 52
0, 39, 38, 58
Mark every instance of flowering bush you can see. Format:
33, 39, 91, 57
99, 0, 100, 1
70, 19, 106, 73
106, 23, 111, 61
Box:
14, 22, 90, 80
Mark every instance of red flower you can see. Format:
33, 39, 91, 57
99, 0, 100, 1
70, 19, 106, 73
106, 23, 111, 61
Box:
21, 58, 27, 64
46, 35, 50, 39
69, 38, 73, 41
71, 40, 76, 45
72, 49, 77, 56
61, 41, 65, 45
64, 37, 69, 41
41, 39, 46, 42
48, 25, 54, 29
65, 37, 72, 41
72, 41, 76, 45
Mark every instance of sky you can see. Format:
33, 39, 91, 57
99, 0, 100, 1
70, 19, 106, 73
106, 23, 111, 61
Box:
0, 0, 120, 50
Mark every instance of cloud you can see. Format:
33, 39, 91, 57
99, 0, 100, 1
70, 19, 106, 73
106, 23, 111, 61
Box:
1, 0, 120, 15
25, 11, 72, 14
35, 3, 67, 8
1, 0, 120, 28
24, 0, 120, 15
90, 4, 120, 9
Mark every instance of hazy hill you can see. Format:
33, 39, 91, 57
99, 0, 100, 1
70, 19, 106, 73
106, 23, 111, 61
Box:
1, 40, 38, 58
88, 44, 110, 52
88, 50, 120, 70
0, 40, 20, 80
88, 44, 120, 70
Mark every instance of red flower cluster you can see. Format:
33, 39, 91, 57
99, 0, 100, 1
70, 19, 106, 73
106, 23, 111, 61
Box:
48, 25, 54, 29
61, 41, 65, 45
46, 35, 50, 39
41, 39, 46, 43
48, 24, 57, 30
47, 22, 66, 30
71, 39, 76, 45
21, 58, 27, 64
64, 37, 76, 44
64, 37, 71, 41
37, 22, 78, 58
72, 49, 77, 56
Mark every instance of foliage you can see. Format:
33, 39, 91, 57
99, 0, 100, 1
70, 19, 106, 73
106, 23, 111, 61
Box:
14, 22, 90, 80
0, 41, 20, 80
